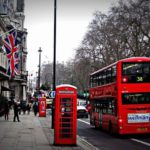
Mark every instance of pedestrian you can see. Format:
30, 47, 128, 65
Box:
4, 100, 9, 120
26, 103, 31, 114
13, 100, 20, 122
33, 100, 39, 116
20, 100, 26, 115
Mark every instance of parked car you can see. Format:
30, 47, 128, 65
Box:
77, 106, 88, 118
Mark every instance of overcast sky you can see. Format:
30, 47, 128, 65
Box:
24, 0, 118, 76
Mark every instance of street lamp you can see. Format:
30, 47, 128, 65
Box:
38, 47, 42, 91
52, 0, 57, 129
53, 0, 57, 92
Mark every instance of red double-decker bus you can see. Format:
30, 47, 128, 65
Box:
89, 57, 150, 134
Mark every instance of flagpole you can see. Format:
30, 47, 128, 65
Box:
0, 24, 21, 37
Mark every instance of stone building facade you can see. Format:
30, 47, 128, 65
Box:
0, 0, 28, 102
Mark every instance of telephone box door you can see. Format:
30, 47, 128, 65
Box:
54, 84, 77, 145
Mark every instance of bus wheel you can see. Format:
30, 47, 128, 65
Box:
109, 121, 112, 134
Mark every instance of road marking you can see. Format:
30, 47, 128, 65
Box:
131, 138, 150, 146
78, 119, 90, 125
78, 119, 150, 148
77, 119, 99, 149
77, 135, 99, 150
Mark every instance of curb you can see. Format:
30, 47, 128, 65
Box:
77, 135, 99, 150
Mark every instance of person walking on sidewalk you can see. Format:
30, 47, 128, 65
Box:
26, 103, 31, 114
33, 99, 39, 116
4, 100, 9, 120
13, 101, 20, 122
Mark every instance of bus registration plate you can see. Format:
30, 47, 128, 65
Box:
128, 113, 150, 123
137, 127, 148, 131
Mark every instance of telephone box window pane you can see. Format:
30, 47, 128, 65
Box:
61, 98, 73, 103
61, 123, 72, 127
60, 129, 72, 133
60, 134, 72, 138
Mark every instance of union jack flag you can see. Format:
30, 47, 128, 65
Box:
2, 31, 20, 78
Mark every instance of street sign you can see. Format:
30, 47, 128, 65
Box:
49, 91, 55, 98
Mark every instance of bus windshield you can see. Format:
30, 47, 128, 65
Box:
122, 93, 150, 104
122, 62, 150, 83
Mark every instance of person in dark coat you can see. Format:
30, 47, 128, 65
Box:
33, 100, 39, 116
13, 101, 20, 122
26, 103, 31, 114
4, 100, 9, 120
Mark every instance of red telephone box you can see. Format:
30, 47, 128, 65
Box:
39, 97, 46, 117
54, 84, 77, 145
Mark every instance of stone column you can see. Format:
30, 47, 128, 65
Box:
23, 85, 26, 101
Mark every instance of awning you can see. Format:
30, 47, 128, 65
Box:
0, 70, 10, 80
1, 86, 13, 92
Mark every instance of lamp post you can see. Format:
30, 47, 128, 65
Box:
52, 0, 57, 129
53, 0, 57, 93
38, 47, 42, 91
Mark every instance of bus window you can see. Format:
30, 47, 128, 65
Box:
99, 74, 102, 86
112, 66, 116, 82
92, 75, 97, 87
102, 71, 106, 85
106, 68, 112, 84
122, 93, 150, 104
106, 98, 115, 115
96, 75, 99, 86
143, 63, 150, 74
122, 62, 150, 83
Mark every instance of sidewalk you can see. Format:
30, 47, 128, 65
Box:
0, 110, 96, 150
